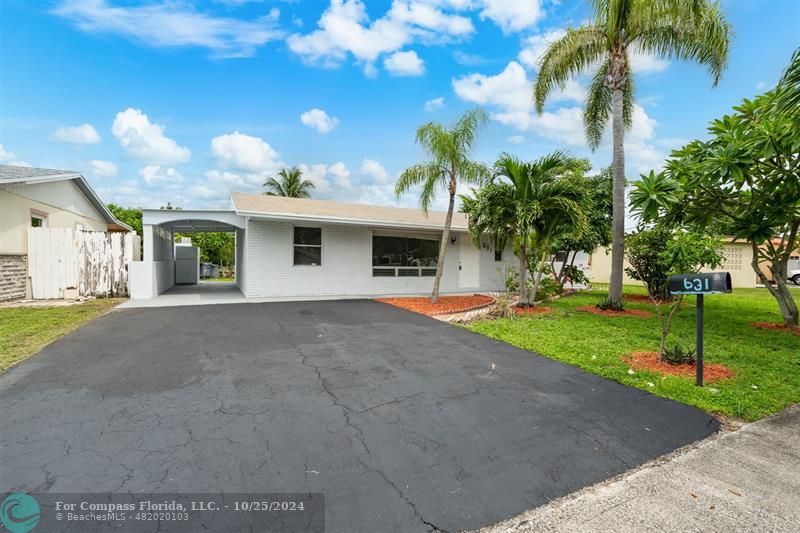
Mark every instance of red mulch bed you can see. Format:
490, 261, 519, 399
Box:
751, 322, 800, 336
625, 351, 735, 382
375, 294, 495, 316
576, 305, 653, 318
513, 306, 552, 315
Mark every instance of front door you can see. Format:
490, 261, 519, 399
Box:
458, 235, 480, 289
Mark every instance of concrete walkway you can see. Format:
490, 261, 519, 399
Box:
482, 404, 800, 533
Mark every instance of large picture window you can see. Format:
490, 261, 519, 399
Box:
372, 234, 439, 277
294, 227, 322, 266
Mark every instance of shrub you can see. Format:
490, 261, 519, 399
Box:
596, 295, 626, 311
662, 344, 697, 365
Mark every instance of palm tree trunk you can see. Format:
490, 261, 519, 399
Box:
431, 182, 456, 304
609, 87, 626, 303
518, 243, 528, 306
531, 248, 548, 306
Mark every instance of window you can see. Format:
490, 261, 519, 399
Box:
372, 234, 439, 276
494, 249, 503, 262
30, 211, 47, 227
294, 227, 322, 266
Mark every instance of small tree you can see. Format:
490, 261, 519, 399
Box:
626, 227, 723, 360
551, 165, 613, 289
631, 88, 800, 327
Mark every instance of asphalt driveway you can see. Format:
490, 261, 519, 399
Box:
0, 300, 718, 532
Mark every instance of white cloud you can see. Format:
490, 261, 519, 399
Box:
756, 81, 768, 91
389, 1, 473, 35
51, 123, 101, 144
360, 158, 390, 183
629, 49, 670, 74
300, 108, 340, 133
90, 159, 117, 177
507, 135, 524, 144
453, 61, 666, 172
384, 50, 425, 76
112, 108, 190, 164
0, 145, 31, 167
518, 28, 565, 69
424, 96, 445, 111
210, 131, 282, 173
287, 0, 472, 73
53, 0, 282, 58
479, 0, 545, 33
138, 165, 184, 186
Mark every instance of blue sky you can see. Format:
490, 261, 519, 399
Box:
1, 0, 798, 210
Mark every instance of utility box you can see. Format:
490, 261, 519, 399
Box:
175, 245, 199, 285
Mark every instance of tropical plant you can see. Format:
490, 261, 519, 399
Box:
774, 47, 799, 123
631, 88, 800, 327
551, 164, 613, 289
626, 227, 723, 360
533, 0, 731, 304
461, 151, 586, 306
264, 167, 315, 198
396, 108, 489, 303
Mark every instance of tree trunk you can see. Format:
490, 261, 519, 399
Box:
531, 248, 548, 306
750, 242, 800, 327
609, 87, 626, 303
431, 178, 456, 304
518, 243, 528, 306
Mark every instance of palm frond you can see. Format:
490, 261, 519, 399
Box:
632, 0, 731, 86
534, 26, 607, 114
584, 59, 613, 150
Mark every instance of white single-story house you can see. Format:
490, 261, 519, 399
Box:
0, 165, 132, 301
131, 192, 529, 300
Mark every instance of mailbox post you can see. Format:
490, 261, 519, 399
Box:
668, 272, 732, 386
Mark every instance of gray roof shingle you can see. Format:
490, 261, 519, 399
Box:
0, 165, 80, 182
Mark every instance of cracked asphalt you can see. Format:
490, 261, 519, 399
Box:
0, 299, 719, 532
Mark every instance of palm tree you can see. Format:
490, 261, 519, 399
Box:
396, 108, 489, 303
534, 0, 731, 303
462, 152, 587, 306
264, 167, 314, 198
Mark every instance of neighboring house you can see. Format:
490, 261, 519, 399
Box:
588, 238, 764, 288
131, 193, 519, 299
0, 165, 132, 301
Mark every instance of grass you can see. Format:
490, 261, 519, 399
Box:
468, 286, 800, 421
0, 298, 122, 372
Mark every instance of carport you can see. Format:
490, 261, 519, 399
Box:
128, 209, 246, 300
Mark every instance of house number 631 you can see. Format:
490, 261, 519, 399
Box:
683, 278, 709, 292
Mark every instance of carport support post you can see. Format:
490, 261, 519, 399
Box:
696, 294, 704, 387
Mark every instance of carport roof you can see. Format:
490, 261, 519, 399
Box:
231, 192, 469, 231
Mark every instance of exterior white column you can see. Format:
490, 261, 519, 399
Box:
143, 224, 154, 262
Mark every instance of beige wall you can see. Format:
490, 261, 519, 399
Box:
589, 242, 759, 289
0, 187, 107, 255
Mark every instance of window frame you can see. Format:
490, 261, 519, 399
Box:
30, 209, 48, 228
370, 230, 440, 277
292, 225, 323, 267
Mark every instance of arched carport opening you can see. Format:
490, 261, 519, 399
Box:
129, 209, 246, 300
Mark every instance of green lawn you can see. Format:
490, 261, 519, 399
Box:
468, 286, 800, 421
0, 299, 122, 372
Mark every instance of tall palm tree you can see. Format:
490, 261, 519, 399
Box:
462, 152, 587, 306
264, 167, 314, 198
534, 0, 731, 303
396, 108, 489, 303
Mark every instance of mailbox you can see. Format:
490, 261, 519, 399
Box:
669, 272, 732, 296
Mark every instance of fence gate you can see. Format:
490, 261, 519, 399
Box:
27, 227, 139, 299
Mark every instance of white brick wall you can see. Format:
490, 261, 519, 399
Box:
242, 219, 513, 299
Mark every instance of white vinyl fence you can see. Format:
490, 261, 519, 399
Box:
27, 227, 140, 299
